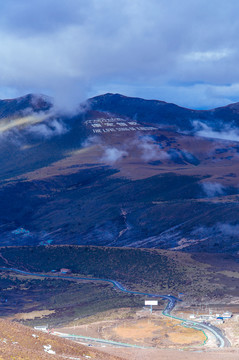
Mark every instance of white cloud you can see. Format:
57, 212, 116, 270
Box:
1, 0, 239, 108
185, 49, 232, 62
134, 136, 169, 162
194, 121, 239, 142
26, 119, 68, 139
201, 182, 225, 197
101, 147, 128, 164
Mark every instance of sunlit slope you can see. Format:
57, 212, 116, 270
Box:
0, 98, 88, 180
0, 318, 122, 360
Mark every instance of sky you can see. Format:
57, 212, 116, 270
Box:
0, 0, 239, 110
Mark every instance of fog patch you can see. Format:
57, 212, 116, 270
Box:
193, 121, 239, 142
134, 135, 169, 162
81, 136, 128, 164
101, 147, 128, 164
81, 135, 102, 148
192, 222, 239, 238
26, 118, 68, 139
201, 182, 226, 197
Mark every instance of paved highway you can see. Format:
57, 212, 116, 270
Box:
52, 331, 150, 348
0, 267, 230, 348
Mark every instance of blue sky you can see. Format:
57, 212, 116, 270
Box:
0, 0, 239, 110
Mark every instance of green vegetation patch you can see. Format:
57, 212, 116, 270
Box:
0, 246, 237, 326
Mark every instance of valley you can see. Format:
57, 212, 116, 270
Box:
0, 245, 239, 358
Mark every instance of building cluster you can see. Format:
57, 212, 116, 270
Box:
189, 310, 232, 323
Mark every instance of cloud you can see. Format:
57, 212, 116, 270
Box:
81, 135, 102, 148
201, 182, 226, 197
0, 115, 68, 143
25, 118, 68, 139
134, 135, 169, 162
184, 49, 232, 62
192, 222, 239, 239
0, 113, 48, 133
194, 121, 239, 142
216, 223, 239, 236
0, 1, 239, 109
81, 136, 128, 164
84, 134, 171, 165
101, 147, 128, 164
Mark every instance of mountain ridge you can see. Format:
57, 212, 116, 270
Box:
0, 93, 52, 120
89, 93, 239, 131
1, 91, 239, 122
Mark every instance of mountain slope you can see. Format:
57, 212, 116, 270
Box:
1, 93, 239, 252
89, 93, 239, 130
0, 93, 52, 120
0, 318, 122, 360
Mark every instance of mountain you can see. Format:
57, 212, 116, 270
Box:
0, 93, 52, 119
1, 93, 239, 253
90, 93, 239, 130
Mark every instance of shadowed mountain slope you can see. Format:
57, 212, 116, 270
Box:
89, 93, 239, 130
0, 93, 52, 119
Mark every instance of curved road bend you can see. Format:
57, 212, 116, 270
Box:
0, 267, 229, 348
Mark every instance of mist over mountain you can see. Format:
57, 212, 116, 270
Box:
1, 93, 239, 253
0, 93, 52, 119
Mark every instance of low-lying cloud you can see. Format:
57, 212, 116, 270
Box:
0, 109, 69, 146
194, 121, 239, 142
101, 147, 128, 164
201, 181, 226, 197
0, 113, 49, 133
192, 222, 239, 238
95, 134, 170, 165
135, 135, 169, 162
26, 118, 68, 139
83, 133, 199, 166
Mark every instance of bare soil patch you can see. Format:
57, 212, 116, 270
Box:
96, 347, 239, 360
57, 314, 206, 348
12, 309, 55, 320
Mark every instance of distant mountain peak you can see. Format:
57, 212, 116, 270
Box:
91, 92, 167, 104
0, 93, 53, 120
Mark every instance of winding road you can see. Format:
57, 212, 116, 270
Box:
0, 267, 230, 348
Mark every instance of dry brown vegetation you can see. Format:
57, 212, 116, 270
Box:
96, 347, 239, 360
11, 310, 55, 321
111, 317, 206, 347
0, 319, 123, 360
57, 314, 206, 348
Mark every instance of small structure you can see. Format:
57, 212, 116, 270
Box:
34, 325, 48, 332
190, 309, 233, 322
220, 311, 232, 319
60, 268, 71, 274
145, 300, 158, 314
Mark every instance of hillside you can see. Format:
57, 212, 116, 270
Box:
0, 318, 122, 360
1, 93, 239, 252
89, 93, 239, 130
0, 94, 51, 120
0, 246, 239, 327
